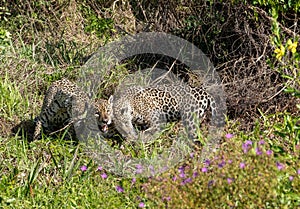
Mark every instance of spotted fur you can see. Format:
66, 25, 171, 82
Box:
108, 82, 217, 142
33, 79, 110, 140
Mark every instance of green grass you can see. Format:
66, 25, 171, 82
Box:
0, 136, 149, 208
1, 1, 300, 208
1, 117, 299, 208
0, 74, 26, 120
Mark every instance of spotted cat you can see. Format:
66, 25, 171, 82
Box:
107, 82, 218, 142
33, 79, 110, 140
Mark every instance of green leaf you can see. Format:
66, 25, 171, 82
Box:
271, 6, 278, 19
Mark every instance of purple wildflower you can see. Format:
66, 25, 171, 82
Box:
225, 133, 234, 139
245, 140, 253, 145
240, 162, 246, 169
228, 159, 233, 164
116, 185, 124, 193
297, 169, 300, 175
80, 165, 87, 172
138, 202, 145, 208
289, 176, 294, 181
218, 160, 226, 168
179, 172, 185, 178
101, 173, 107, 179
242, 140, 253, 153
227, 178, 233, 184
185, 177, 192, 183
276, 162, 284, 170
259, 139, 265, 145
201, 167, 208, 173
190, 152, 194, 158
136, 164, 143, 174
97, 166, 103, 171
181, 177, 192, 185
172, 175, 177, 181
178, 166, 186, 177
132, 178, 136, 184
178, 166, 185, 173
266, 150, 273, 155
149, 165, 155, 175
256, 147, 263, 155
193, 171, 199, 177
204, 159, 211, 166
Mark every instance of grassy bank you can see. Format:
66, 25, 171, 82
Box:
1, 1, 299, 208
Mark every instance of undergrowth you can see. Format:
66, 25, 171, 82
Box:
0, 0, 299, 208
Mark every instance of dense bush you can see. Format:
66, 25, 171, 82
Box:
0, 0, 299, 208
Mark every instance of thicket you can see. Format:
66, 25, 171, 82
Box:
0, 0, 299, 208
1, 0, 299, 130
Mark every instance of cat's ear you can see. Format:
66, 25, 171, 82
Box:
108, 95, 113, 104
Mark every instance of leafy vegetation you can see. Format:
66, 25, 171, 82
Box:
0, 0, 299, 208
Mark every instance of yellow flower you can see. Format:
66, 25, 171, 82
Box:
287, 39, 298, 53
274, 45, 285, 60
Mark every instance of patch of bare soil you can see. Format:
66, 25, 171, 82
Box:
0, 117, 16, 138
